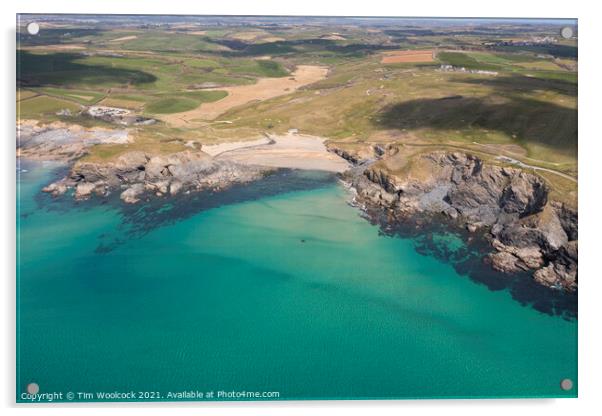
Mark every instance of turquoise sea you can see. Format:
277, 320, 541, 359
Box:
16, 160, 577, 401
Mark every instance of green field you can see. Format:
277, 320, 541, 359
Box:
17, 20, 577, 203
145, 91, 227, 114
437, 52, 499, 70
18, 95, 81, 119
35, 87, 106, 105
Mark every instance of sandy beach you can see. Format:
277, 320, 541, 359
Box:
201, 137, 273, 156
214, 132, 351, 173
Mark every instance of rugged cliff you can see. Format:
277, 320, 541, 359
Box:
43, 150, 270, 204
342, 151, 577, 292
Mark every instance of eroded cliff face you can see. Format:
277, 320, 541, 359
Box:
344, 151, 577, 292
42, 150, 270, 204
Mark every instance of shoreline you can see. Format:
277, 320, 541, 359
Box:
17, 122, 577, 293
20, 156, 577, 319
17, 121, 350, 203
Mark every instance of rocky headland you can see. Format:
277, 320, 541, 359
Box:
41, 150, 270, 204
19, 122, 273, 204
337, 148, 577, 292
25, 126, 354, 204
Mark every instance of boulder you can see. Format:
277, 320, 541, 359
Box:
120, 183, 145, 204
42, 182, 68, 196
513, 246, 545, 269
170, 181, 183, 195
534, 257, 577, 291
74, 182, 96, 200
489, 251, 521, 273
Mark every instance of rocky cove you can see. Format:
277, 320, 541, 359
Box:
19, 123, 577, 292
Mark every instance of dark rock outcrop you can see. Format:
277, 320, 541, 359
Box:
343, 151, 577, 292
44, 150, 271, 204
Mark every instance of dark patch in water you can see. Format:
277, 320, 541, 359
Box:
367, 209, 577, 321
28, 165, 576, 319
33, 169, 337, 253
115, 170, 336, 239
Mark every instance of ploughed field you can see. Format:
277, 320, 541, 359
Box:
381, 49, 434, 63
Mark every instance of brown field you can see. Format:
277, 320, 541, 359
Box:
160, 65, 329, 126
261, 36, 286, 43
230, 31, 265, 41
381, 50, 434, 64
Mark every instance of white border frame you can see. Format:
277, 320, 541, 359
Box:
4, 1, 600, 415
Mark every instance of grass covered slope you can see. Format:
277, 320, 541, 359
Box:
145, 97, 200, 114
18, 95, 81, 119
16, 19, 577, 205
218, 61, 576, 156
145, 91, 228, 114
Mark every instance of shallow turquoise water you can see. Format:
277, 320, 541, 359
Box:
17, 161, 577, 401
